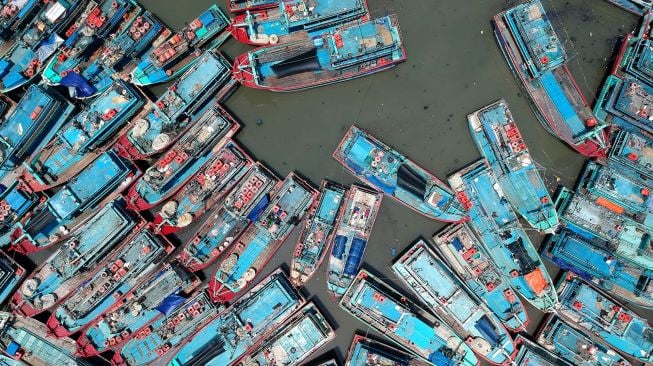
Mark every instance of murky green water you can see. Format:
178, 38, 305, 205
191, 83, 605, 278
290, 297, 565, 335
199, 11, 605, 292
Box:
62, 0, 649, 363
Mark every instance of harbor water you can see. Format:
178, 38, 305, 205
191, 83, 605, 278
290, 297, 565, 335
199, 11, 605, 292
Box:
16, 0, 652, 364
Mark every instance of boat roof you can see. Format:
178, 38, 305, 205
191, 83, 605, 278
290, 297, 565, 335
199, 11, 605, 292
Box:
608, 130, 653, 181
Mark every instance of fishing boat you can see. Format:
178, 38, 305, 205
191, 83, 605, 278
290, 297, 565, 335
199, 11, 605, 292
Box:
290, 180, 347, 287
208, 172, 317, 302
344, 334, 430, 366
228, 0, 282, 13
234, 302, 335, 366
553, 187, 652, 271
112, 290, 220, 366
0, 251, 24, 306
604, 0, 652, 15
41, 0, 142, 97
175, 162, 279, 272
233, 15, 405, 92
22, 81, 144, 191
468, 100, 558, 232
555, 272, 653, 363
448, 159, 558, 312
0, 179, 47, 237
152, 140, 252, 235
116, 51, 233, 160
432, 224, 529, 332
514, 335, 572, 366
9, 197, 140, 317
0, 0, 42, 42
0, 0, 91, 92
594, 75, 653, 136
608, 130, 653, 181
542, 229, 653, 309
536, 315, 632, 366
6, 150, 140, 254
76, 264, 199, 357
326, 184, 381, 297
130, 4, 229, 86
334, 125, 466, 222
339, 269, 479, 366
0, 312, 92, 366
45, 226, 174, 338
229, 0, 369, 46
168, 269, 304, 366
392, 239, 516, 365
76, 12, 170, 97
0, 84, 75, 179
492, 0, 609, 157
125, 106, 240, 211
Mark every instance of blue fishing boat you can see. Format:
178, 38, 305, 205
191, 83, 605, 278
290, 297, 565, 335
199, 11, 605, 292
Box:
514, 335, 572, 366
0, 251, 24, 306
0, 0, 91, 92
608, 130, 653, 181
41, 0, 141, 96
0, 84, 75, 179
6, 150, 140, 254
553, 187, 652, 271
112, 290, 220, 366
326, 184, 382, 297
9, 197, 139, 317
23, 80, 144, 191
175, 162, 279, 272
130, 4, 229, 86
392, 239, 516, 365
125, 105, 240, 210
0, 179, 46, 237
233, 15, 406, 92
492, 0, 609, 157
76, 264, 199, 357
290, 180, 347, 287
542, 229, 653, 309
168, 269, 304, 366
448, 159, 558, 312
45, 226, 175, 338
334, 125, 466, 222
594, 75, 653, 136
116, 51, 233, 160
432, 224, 529, 332
0, 0, 42, 42
556, 273, 653, 363
0, 312, 91, 365
468, 100, 558, 232
208, 172, 317, 302
153, 140, 252, 235
230, 0, 369, 46
234, 302, 335, 366
536, 315, 632, 366
228, 0, 282, 13
339, 269, 479, 366
604, 0, 652, 15
344, 334, 430, 366
75, 12, 170, 97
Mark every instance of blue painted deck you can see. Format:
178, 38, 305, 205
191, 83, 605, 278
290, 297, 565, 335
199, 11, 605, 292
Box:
503, 0, 565, 78
335, 126, 465, 222
513, 335, 571, 366
27, 81, 143, 186
433, 224, 529, 332
557, 275, 653, 363
17, 199, 136, 312
626, 38, 653, 85
346, 336, 421, 366
0, 0, 41, 41
596, 75, 653, 135
539, 70, 593, 139
170, 270, 302, 365
0, 180, 44, 233
82, 264, 198, 354
130, 5, 229, 85
54, 229, 169, 334
608, 130, 653, 181
543, 229, 652, 309
537, 316, 632, 366
0, 85, 74, 176
392, 240, 514, 365
448, 159, 557, 311
468, 100, 558, 232
0, 252, 23, 306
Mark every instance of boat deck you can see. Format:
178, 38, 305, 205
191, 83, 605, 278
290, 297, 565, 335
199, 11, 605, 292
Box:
0, 251, 23, 306
597, 75, 653, 135
0, 180, 45, 233
514, 335, 572, 366
345, 335, 430, 366
608, 130, 653, 181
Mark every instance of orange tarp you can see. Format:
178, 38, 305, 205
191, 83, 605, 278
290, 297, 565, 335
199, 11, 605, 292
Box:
595, 197, 625, 214
524, 267, 548, 295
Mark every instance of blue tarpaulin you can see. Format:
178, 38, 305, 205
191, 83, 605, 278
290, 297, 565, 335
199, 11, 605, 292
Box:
474, 315, 500, 346
247, 194, 269, 222
344, 238, 366, 275
6, 341, 19, 356
155, 294, 186, 316
60, 71, 96, 98
332, 235, 346, 260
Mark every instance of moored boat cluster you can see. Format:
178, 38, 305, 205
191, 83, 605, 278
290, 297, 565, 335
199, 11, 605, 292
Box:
0, 0, 649, 365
